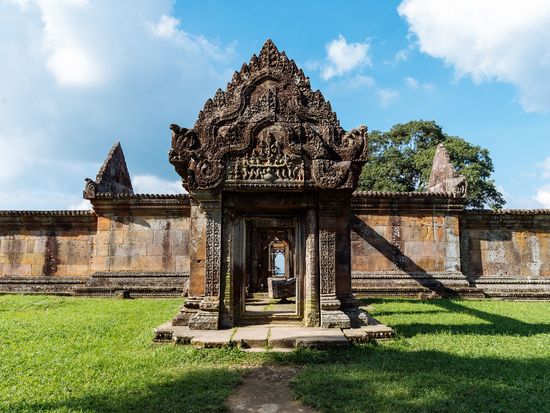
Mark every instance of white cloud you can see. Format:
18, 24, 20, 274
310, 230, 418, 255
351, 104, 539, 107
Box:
149, 14, 180, 39
538, 156, 550, 179
147, 13, 234, 61
404, 76, 434, 91
132, 175, 184, 194
394, 49, 409, 64
398, 0, 550, 113
405, 76, 419, 89
39, 0, 105, 87
377, 89, 399, 107
534, 185, 550, 208
67, 199, 92, 210
0, 1, 235, 210
331, 75, 375, 92
46, 47, 103, 87
321, 35, 371, 80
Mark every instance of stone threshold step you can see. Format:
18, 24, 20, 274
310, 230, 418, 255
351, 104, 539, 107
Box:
153, 322, 394, 350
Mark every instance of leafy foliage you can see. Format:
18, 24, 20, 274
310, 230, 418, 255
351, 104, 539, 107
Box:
358, 120, 505, 209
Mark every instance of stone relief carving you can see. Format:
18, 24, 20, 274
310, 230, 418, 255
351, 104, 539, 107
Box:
319, 229, 336, 295
169, 39, 368, 192
204, 211, 222, 297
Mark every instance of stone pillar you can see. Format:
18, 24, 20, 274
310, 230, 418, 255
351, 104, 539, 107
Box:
172, 192, 222, 330
318, 193, 352, 328
172, 198, 202, 326
303, 207, 320, 327
189, 193, 222, 329
444, 215, 461, 273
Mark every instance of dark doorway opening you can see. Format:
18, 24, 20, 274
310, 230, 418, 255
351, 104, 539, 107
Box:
235, 216, 303, 325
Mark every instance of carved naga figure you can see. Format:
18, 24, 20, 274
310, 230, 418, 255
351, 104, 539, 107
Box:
169, 39, 368, 192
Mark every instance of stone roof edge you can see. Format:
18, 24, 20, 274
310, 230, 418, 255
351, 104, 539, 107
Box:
465, 209, 550, 215
91, 193, 189, 200
352, 190, 463, 198
0, 210, 95, 217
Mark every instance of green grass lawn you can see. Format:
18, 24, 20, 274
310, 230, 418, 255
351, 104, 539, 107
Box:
1, 295, 549, 413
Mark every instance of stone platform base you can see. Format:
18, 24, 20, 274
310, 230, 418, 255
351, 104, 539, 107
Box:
153, 322, 394, 350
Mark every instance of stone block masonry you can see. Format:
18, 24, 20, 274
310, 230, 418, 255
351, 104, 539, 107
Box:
1, 193, 548, 298
2, 39, 549, 306
0, 195, 191, 296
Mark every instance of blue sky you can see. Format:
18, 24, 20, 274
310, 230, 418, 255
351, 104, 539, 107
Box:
1, 0, 549, 209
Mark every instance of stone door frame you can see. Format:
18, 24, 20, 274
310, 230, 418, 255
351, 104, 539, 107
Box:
220, 191, 320, 328
232, 215, 304, 325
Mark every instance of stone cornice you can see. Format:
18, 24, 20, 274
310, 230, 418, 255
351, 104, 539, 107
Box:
351, 191, 465, 213
0, 211, 96, 228
466, 209, 550, 215
462, 209, 550, 229
89, 193, 190, 214
352, 190, 463, 198
0, 210, 94, 216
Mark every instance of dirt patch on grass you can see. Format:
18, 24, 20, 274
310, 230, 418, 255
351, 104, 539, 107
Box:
227, 365, 318, 413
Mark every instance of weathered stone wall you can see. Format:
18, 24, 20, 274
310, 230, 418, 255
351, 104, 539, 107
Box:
92, 214, 190, 273
348, 193, 550, 298
460, 211, 550, 298
0, 195, 192, 295
0, 211, 97, 278
349, 192, 473, 297
1, 193, 549, 298
351, 213, 460, 274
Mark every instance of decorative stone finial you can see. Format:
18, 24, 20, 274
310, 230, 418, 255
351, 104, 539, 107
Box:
428, 143, 467, 197
83, 142, 133, 199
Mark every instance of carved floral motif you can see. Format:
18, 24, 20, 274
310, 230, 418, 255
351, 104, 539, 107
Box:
319, 229, 336, 295
204, 212, 222, 296
169, 39, 368, 192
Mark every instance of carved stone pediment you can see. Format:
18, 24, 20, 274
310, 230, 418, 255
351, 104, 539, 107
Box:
169, 39, 368, 192
428, 143, 467, 198
84, 142, 133, 199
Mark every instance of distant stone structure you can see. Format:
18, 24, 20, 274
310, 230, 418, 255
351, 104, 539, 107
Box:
428, 143, 467, 197
83, 142, 134, 199
1, 39, 549, 314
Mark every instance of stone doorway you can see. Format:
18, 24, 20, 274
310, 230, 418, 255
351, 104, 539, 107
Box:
238, 216, 302, 324
167, 39, 370, 331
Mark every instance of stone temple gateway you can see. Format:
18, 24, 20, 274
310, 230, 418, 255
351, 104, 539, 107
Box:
168, 40, 370, 330
1, 40, 549, 322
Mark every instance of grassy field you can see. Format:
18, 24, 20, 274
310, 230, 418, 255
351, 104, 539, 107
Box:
0, 295, 549, 412
293, 299, 550, 412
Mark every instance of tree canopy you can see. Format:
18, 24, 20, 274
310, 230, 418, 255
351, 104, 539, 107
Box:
358, 120, 505, 209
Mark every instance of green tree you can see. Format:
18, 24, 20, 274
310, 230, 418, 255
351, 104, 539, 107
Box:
358, 120, 505, 209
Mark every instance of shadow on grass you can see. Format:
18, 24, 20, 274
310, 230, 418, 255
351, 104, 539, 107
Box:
362, 298, 550, 337
9, 367, 240, 413
10, 343, 548, 413
288, 346, 550, 413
